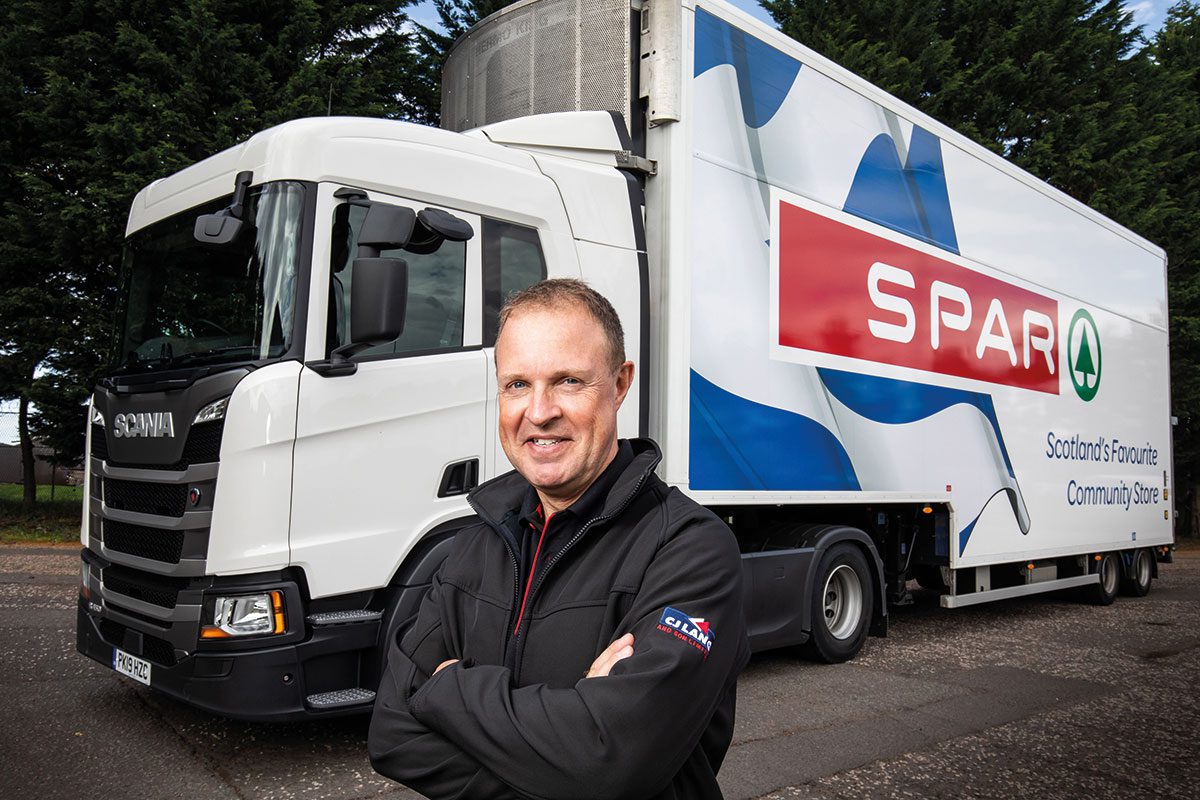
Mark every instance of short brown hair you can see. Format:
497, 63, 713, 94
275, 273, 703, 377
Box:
497, 278, 626, 371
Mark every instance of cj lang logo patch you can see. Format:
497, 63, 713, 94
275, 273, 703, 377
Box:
657, 607, 714, 658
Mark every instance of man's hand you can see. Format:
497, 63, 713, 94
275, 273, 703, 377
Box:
435, 659, 460, 674
585, 633, 634, 678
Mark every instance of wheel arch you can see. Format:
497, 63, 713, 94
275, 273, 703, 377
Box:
795, 524, 888, 638
367, 515, 477, 686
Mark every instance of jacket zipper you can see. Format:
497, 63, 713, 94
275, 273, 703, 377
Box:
512, 512, 552, 635
511, 471, 652, 682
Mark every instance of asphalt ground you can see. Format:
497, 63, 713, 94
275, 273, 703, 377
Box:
1, 543, 1197, 799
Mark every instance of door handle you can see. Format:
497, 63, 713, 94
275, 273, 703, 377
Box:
438, 458, 479, 497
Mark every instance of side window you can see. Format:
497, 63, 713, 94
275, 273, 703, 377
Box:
482, 219, 547, 346
328, 203, 467, 357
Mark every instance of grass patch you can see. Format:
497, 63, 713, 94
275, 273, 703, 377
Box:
0, 483, 83, 544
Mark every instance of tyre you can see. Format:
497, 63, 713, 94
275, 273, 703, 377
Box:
803, 542, 873, 663
1089, 551, 1120, 605
1121, 548, 1153, 597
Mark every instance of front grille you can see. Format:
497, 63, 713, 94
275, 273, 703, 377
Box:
98, 421, 224, 471
141, 635, 177, 666
103, 565, 188, 609
104, 479, 187, 517
183, 421, 223, 464
104, 520, 185, 564
99, 618, 178, 666
91, 424, 109, 460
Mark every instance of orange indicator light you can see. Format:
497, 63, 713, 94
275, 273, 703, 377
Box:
272, 590, 286, 635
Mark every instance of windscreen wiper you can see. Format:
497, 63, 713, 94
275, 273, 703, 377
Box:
166, 345, 261, 368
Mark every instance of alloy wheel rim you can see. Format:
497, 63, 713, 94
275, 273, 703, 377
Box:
823, 564, 863, 640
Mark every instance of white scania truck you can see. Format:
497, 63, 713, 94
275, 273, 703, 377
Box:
77, 0, 1174, 720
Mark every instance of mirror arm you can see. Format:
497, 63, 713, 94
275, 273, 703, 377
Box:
228, 171, 254, 220
305, 342, 373, 378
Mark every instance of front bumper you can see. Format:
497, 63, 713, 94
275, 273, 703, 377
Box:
77, 596, 382, 722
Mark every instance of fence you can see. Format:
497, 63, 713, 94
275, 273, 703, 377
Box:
0, 443, 78, 485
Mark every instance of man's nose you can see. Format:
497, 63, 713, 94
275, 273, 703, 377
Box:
525, 385, 561, 426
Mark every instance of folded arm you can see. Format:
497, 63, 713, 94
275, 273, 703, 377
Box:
409, 520, 747, 800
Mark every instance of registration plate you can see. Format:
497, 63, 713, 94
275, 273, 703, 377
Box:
113, 648, 151, 686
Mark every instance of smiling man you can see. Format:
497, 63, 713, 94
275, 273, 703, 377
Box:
369, 279, 749, 800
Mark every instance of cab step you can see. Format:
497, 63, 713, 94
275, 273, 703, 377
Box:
306, 610, 383, 626
306, 688, 376, 710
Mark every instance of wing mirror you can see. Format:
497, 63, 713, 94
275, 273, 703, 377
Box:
193, 171, 254, 248
308, 194, 474, 377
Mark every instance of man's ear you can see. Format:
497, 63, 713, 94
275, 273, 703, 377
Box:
613, 361, 634, 408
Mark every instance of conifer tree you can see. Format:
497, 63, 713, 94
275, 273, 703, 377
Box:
1149, 2, 1200, 535
0, 0, 433, 505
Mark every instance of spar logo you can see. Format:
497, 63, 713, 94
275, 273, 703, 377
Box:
1067, 309, 1101, 401
771, 192, 1060, 394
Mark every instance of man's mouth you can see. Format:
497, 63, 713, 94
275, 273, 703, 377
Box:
529, 438, 566, 447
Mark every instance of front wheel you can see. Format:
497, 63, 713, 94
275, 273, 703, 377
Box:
1121, 548, 1153, 597
802, 543, 873, 663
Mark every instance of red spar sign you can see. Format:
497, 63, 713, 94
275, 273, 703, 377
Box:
775, 200, 1059, 394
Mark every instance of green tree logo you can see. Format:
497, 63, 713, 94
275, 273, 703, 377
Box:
1067, 309, 1101, 401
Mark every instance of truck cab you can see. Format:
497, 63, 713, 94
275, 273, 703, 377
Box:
78, 113, 648, 719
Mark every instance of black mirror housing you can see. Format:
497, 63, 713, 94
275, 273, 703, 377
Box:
193, 171, 254, 248
350, 257, 408, 345
193, 211, 248, 248
358, 204, 417, 256
406, 208, 476, 254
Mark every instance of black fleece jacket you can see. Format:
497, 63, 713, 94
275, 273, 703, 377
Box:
368, 438, 750, 800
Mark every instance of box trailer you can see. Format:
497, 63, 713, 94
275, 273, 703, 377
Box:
77, 0, 1173, 720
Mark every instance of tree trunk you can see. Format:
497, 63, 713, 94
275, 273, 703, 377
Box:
18, 395, 36, 508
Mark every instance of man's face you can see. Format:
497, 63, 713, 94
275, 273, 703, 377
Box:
495, 302, 633, 514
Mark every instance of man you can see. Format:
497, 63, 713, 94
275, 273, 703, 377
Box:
369, 279, 749, 799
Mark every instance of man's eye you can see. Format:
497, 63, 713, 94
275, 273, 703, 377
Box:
507, 380, 528, 391
562, 377, 581, 386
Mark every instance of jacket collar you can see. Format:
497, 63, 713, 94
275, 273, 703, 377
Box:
468, 438, 663, 535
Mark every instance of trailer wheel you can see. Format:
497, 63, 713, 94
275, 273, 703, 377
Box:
1090, 552, 1120, 606
803, 543, 873, 663
1121, 549, 1153, 597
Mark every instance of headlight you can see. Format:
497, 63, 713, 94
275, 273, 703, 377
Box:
90, 404, 105, 427
201, 591, 285, 639
193, 396, 229, 425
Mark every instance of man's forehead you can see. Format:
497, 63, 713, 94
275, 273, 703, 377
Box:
496, 303, 609, 375
504, 300, 598, 328
498, 303, 605, 347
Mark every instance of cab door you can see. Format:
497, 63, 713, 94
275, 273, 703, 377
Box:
290, 186, 486, 598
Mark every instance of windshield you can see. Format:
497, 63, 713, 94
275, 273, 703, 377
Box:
109, 181, 307, 374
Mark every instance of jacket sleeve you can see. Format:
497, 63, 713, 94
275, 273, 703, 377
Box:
408, 512, 748, 800
368, 569, 524, 800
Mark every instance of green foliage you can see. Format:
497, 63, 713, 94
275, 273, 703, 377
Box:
1149, 2, 1200, 531
412, 0, 512, 117
0, 0, 432, 503
0, 483, 83, 544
